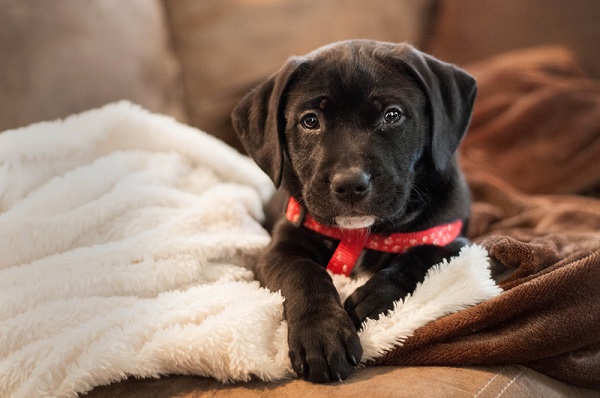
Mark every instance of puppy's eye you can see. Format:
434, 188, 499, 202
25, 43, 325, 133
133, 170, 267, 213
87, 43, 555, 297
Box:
300, 113, 320, 130
383, 107, 403, 124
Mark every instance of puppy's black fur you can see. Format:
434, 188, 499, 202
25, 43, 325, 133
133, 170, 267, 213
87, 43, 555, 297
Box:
232, 40, 476, 383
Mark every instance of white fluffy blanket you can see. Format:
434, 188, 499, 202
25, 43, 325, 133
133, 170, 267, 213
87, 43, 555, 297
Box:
0, 102, 502, 398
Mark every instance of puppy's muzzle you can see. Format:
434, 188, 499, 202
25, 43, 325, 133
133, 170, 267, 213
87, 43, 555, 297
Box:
330, 168, 371, 204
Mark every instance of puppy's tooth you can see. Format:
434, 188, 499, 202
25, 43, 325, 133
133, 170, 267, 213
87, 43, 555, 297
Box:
336, 372, 343, 382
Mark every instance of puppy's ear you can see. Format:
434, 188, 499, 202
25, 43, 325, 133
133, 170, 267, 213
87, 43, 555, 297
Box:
231, 57, 306, 187
400, 46, 477, 172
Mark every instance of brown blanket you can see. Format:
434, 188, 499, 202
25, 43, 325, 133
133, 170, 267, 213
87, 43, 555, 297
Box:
376, 48, 600, 389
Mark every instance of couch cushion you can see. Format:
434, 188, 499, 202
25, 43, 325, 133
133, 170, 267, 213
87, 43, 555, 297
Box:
0, 0, 186, 131
426, 0, 600, 78
83, 365, 598, 397
164, 0, 436, 151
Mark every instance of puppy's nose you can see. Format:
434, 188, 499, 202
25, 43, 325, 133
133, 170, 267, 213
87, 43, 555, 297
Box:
330, 169, 371, 203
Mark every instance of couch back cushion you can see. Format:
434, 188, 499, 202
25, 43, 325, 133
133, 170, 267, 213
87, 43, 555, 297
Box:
0, 0, 186, 131
427, 0, 600, 78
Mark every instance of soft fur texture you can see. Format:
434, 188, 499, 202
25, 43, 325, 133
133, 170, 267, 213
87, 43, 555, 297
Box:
0, 102, 500, 397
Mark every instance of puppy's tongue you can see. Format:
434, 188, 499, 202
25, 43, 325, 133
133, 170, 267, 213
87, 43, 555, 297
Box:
334, 215, 376, 229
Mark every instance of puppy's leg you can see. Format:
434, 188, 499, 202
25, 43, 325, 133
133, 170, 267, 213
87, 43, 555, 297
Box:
344, 238, 469, 329
257, 222, 362, 383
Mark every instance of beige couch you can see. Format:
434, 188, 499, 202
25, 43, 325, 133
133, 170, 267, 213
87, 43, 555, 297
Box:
2, 1, 599, 396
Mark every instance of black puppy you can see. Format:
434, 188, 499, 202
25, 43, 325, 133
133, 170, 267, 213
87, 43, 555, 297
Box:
232, 40, 476, 383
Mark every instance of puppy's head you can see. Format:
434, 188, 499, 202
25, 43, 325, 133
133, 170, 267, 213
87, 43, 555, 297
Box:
232, 40, 476, 229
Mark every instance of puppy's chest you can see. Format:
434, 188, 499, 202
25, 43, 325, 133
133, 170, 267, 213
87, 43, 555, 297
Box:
354, 249, 397, 276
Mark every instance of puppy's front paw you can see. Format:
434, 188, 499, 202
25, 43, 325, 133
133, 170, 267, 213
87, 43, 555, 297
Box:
288, 309, 362, 383
344, 269, 409, 329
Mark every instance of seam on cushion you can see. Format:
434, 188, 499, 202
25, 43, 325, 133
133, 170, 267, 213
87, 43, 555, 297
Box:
495, 368, 523, 398
474, 366, 507, 398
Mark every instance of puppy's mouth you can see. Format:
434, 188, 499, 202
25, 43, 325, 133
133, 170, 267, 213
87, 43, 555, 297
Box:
334, 215, 377, 229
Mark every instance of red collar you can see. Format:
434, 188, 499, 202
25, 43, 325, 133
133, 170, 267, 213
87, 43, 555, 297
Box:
285, 196, 463, 276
